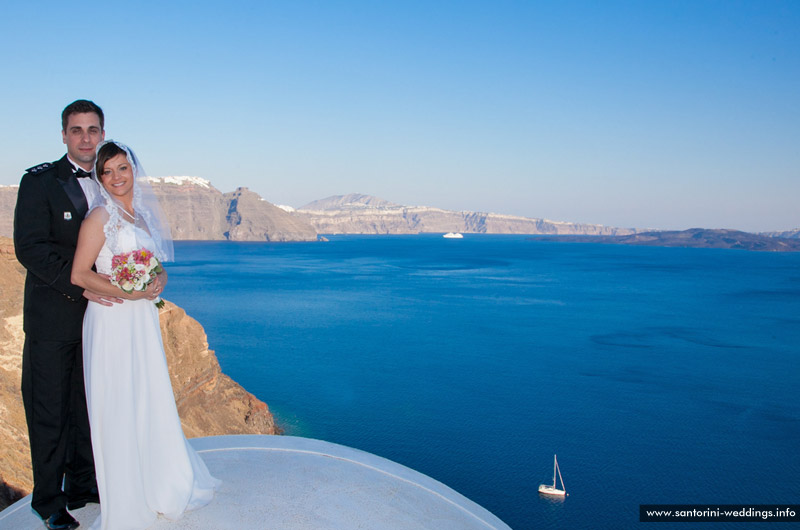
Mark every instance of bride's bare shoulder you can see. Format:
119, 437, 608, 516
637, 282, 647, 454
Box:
83, 206, 110, 230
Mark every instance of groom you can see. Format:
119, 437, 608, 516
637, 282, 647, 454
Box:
14, 100, 121, 530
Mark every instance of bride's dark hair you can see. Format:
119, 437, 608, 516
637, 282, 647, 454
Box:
95, 142, 128, 181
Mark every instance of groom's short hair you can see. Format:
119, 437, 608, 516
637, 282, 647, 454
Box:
62, 99, 104, 131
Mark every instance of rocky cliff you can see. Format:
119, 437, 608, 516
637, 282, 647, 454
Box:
295, 194, 637, 236
0, 186, 16, 239
148, 177, 230, 240
0, 239, 27, 509
0, 179, 318, 242
0, 237, 278, 510
0, 186, 635, 239
223, 187, 319, 242
4, 182, 796, 240
148, 178, 318, 242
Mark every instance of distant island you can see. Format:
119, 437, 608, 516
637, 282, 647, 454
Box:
292, 193, 636, 237
1, 182, 797, 251
528, 228, 800, 252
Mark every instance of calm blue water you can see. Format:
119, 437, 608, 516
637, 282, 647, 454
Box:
165, 235, 800, 529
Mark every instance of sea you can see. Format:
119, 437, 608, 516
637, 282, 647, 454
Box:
165, 234, 800, 529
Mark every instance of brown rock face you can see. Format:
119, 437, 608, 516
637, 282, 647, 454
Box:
0, 237, 278, 510
150, 179, 229, 240
0, 187, 17, 239
1, 180, 318, 242
159, 301, 277, 437
224, 187, 318, 242
0, 238, 28, 509
147, 179, 317, 241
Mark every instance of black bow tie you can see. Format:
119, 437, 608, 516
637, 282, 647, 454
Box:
74, 169, 91, 179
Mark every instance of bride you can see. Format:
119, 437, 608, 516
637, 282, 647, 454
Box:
71, 141, 220, 529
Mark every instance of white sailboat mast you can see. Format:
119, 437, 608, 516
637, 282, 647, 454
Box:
555, 454, 566, 491
552, 454, 558, 487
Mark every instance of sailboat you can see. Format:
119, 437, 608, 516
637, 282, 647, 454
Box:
538, 454, 567, 496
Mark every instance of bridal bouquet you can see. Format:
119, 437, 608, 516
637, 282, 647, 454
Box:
110, 248, 165, 308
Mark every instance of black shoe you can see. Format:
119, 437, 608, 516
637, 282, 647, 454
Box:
67, 492, 100, 510
43, 508, 79, 530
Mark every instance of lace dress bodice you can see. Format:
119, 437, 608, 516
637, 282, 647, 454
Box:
95, 221, 157, 276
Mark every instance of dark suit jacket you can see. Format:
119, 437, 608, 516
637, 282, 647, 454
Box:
14, 155, 90, 341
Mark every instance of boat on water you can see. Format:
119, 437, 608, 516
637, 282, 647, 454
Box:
443, 232, 463, 239
538, 454, 567, 497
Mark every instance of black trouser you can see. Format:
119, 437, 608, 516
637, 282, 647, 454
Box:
21, 337, 96, 518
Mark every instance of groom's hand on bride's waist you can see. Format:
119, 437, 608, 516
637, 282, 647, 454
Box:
83, 289, 123, 306
81, 273, 123, 305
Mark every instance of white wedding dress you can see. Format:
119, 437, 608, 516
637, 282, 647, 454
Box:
83, 221, 220, 530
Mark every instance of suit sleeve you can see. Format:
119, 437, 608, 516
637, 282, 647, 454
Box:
13, 173, 85, 301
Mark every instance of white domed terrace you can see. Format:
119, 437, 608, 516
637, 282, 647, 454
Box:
0, 435, 511, 530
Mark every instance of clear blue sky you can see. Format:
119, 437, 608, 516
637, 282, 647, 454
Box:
1, 1, 798, 232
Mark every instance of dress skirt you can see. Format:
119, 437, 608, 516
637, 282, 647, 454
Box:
83, 298, 220, 530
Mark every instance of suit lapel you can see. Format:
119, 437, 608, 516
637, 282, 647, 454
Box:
56, 156, 89, 218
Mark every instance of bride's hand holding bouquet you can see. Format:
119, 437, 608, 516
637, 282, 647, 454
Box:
109, 248, 166, 307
